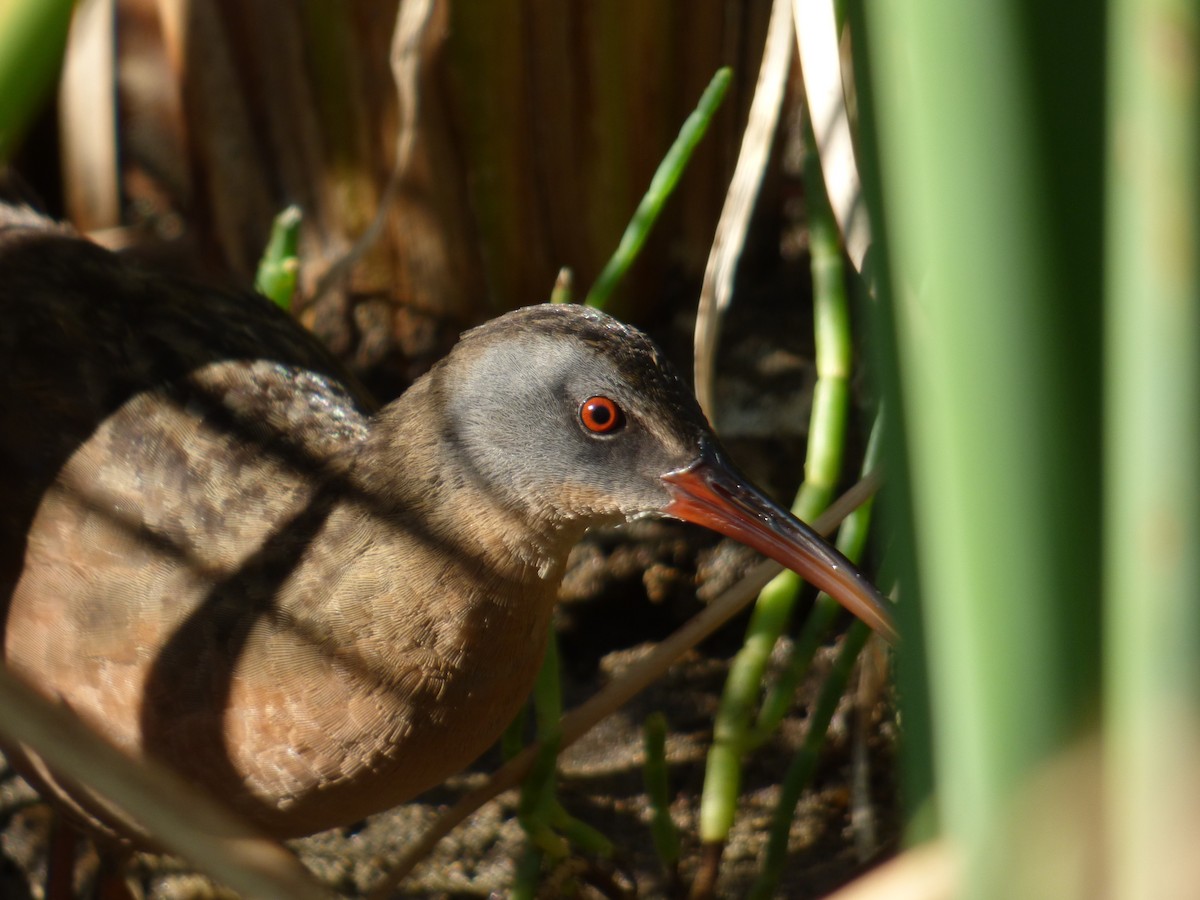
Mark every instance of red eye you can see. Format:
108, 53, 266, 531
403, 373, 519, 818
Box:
580, 396, 623, 434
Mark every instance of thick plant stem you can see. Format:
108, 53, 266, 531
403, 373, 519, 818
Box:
1105, 0, 1200, 895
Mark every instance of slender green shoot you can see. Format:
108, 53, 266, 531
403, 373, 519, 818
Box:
585, 67, 732, 309
549, 801, 613, 857
750, 412, 884, 896
698, 115, 853, 845
512, 636, 567, 898
510, 843, 544, 900
550, 267, 574, 304
642, 712, 681, 872
516, 633, 566, 852
751, 411, 884, 747
254, 205, 303, 310
501, 704, 529, 762
512, 630, 614, 893
748, 620, 873, 899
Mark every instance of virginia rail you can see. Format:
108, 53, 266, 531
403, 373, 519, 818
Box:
0, 204, 894, 850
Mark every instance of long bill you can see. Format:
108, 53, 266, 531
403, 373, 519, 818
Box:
661, 441, 898, 644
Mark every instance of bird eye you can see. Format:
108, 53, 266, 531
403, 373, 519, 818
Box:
579, 396, 624, 434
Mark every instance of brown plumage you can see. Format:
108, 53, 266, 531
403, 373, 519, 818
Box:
0, 205, 894, 847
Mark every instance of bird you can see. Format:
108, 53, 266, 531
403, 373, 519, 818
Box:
0, 202, 895, 853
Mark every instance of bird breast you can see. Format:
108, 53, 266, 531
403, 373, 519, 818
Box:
3, 356, 562, 839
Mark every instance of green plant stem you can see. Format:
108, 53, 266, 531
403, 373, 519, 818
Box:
513, 630, 615, 892
842, 0, 938, 845
749, 620, 873, 900
751, 412, 884, 746
1105, 0, 1200, 895
254, 205, 303, 310
549, 267, 573, 304
861, 0, 1105, 892
750, 414, 885, 895
584, 67, 732, 309
510, 843, 544, 900
517, 633, 563, 824
0, 0, 73, 160
642, 712, 681, 870
698, 120, 852, 844
548, 801, 613, 857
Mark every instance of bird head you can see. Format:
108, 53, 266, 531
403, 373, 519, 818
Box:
430, 304, 896, 643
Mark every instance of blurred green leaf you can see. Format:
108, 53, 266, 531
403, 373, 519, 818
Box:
254, 205, 303, 311
0, 0, 74, 161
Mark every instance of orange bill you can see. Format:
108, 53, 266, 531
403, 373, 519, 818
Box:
661, 441, 897, 644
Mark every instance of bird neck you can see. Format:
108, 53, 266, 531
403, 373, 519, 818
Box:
353, 378, 588, 588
